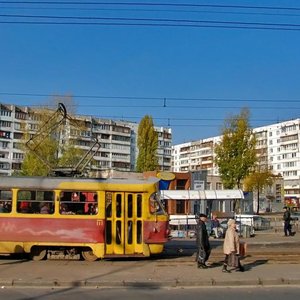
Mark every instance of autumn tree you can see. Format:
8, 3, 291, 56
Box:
243, 169, 274, 215
136, 115, 159, 172
215, 108, 257, 189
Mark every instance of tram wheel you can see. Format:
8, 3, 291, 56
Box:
81, 249, 98, 262
30, 247, 47, 261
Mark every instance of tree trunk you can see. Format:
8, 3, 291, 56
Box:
256, 189, 260, 215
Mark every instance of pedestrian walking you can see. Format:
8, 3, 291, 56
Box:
222, 219, 244, 273
195, 213, 211, 269
283, 206, 293, 236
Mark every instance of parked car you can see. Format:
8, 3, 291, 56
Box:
220, 219, 255, 237
235, 214, 270, 231
220, 220, 241, 232
253, 216, 271, 230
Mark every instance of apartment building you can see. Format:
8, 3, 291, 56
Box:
172, 118, 300, 207
0, 103, 172, 175
172, 136, 220, 175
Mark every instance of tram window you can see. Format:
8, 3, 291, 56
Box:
127, 220, 133, 244
106, 192, 112, 218
127, 194, 133, 218
137, 220, 142, 244
106, 220, 112, 244
17, 190, 54, 214
59, 191, 98, 215
116, 194, 122, 218
0, 190, 12, 213
137, 194, 142, 218
116, 220, 121, 245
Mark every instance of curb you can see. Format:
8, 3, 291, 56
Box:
1, 278, 300, 288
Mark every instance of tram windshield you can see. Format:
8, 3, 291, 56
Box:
149, 192, 166, 215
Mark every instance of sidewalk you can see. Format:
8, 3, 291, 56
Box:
0, 231, 299, 289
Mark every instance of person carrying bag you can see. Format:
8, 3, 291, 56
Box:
195, 214, 211, 269
222, 219, 245, 273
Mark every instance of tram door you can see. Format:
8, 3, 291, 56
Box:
105, 192, 143, 255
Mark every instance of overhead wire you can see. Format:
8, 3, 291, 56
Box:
1, 2, 300, 30
0, 14, 300, 31
1, 13, 300, 28
0, 100, 296, 130
1, 6, 300, 18
1, 92, 298, 125
1, 3, 299, 130
1, 92, 300, 103
1, 2, 300, 18
0, 1, 299, 11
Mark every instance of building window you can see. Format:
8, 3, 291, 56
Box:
176, 179, 187, 190
176, 200, 185, 214
216, 182, 222, 190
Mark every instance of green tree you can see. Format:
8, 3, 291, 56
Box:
58, 143, 85, 168
19, 103, 86, 176
215, 108, 257, 189
136, 115, 159, 172
244, 169, 274, 215
19, 137, 58, 176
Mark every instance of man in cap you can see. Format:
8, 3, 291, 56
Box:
195, 213, 211, 269
283, 206, 292, 236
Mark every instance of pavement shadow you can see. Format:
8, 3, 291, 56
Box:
161, 239, 223, 259
0, 254, 30, 265
208, 261, 223, 268
243, 259, 269, 271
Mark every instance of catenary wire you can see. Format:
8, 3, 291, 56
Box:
0, 1, 300, 12
1, 92, 300, 103
1, 20, 299, 31
1, 6, 300, 18
1, 13, 300, 29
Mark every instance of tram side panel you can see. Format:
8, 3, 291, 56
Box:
0, 187, 106, 258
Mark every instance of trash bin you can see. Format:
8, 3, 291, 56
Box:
239, 241, 247, 257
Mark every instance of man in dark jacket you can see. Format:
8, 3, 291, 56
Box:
195, 213, 211, 268
283, 206, 292, 236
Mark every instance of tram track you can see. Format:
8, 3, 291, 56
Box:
157, 250, 300, 264
154, 256, 300, 265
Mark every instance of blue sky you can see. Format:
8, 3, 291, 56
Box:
1, 0, 300, 144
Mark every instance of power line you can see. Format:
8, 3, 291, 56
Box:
1, 13, 300, 30
2, 12, 300, 27
1, 92, 300, 103
1, 6, 300, 18
0, 2, 300, 12
1, 101, 299, 111
1, 21, 299, 31
1, 100, 297, 131
1, 2, 300, 18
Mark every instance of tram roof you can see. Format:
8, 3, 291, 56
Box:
0, 176, 160, 190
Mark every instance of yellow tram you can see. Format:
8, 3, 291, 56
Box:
0, 176, 169, 261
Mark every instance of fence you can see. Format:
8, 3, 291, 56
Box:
262, 215, 299, 233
